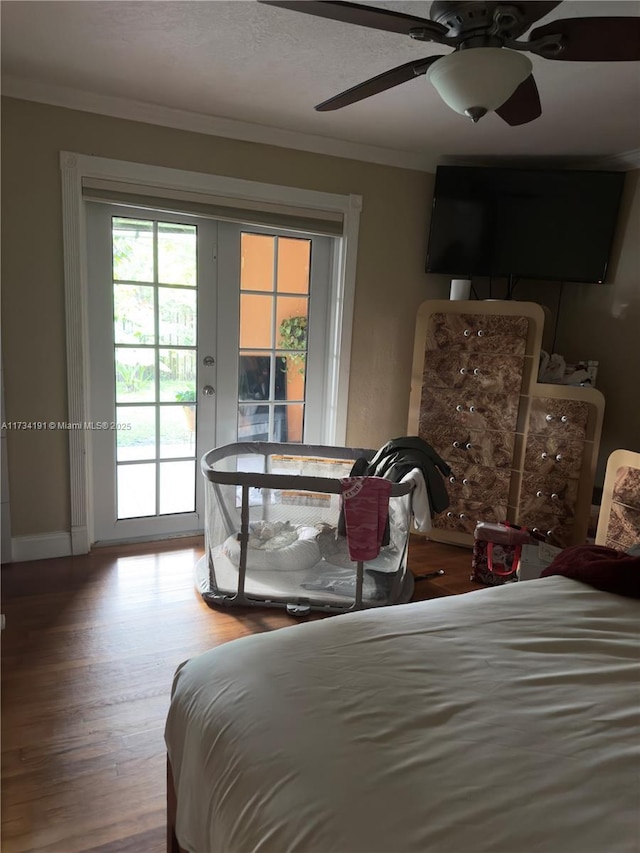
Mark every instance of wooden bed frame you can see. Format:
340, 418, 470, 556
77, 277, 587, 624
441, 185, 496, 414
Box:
167, 757, 188, 853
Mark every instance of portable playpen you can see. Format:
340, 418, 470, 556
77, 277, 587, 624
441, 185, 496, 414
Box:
196, 442, 416, 614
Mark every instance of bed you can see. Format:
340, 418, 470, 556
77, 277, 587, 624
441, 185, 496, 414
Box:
165, 574, 640, 853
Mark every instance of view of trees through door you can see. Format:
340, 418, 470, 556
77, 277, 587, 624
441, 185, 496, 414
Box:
111, 217, 198, 520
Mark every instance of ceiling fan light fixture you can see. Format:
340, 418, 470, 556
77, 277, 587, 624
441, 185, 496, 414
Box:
427, 48, 533, 120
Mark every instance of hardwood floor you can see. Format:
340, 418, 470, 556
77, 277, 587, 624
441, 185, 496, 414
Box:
1, 535, 478, 853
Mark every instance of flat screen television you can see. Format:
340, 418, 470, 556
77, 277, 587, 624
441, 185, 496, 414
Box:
425, 165, 625, 283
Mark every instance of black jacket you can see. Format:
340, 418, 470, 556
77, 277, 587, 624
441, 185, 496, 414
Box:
361, 436, 451, 515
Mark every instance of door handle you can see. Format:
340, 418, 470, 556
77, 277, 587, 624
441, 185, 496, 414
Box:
202, 385, 215, 396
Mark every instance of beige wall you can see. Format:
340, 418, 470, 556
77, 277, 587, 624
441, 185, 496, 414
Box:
1, 96, 448, 537
554, 169, 640, 485
3, 97, 635, 539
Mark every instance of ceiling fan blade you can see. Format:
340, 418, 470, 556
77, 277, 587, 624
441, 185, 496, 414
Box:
315, 56, 444, 111
495, 74, 541, 125
516, 1, 564, 26
492, 1, 564, 39
529, 17, 640, 61
259, 1, 448, 40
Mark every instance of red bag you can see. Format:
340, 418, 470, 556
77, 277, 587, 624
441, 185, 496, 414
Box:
471, 522, 533, 586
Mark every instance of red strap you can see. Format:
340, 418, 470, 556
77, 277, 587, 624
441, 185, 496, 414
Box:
487, 542, 522, 577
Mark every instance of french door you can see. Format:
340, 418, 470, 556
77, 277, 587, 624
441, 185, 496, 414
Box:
87, 203, 333, 544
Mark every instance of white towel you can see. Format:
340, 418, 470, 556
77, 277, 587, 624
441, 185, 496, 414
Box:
401, 467, 432, 532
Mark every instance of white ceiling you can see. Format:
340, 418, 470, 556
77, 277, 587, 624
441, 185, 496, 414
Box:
2, 0, 640, 171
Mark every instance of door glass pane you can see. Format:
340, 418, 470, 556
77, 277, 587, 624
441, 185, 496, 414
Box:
159, 348, 197, 403
159, 287, 197, 345
277, 306, 308, 365
239, 354, 271, 402
238, 403, 270, 442
284, 403, 305, 442
114, 284, 155, 344
160, 461, 195, 514
115, 347, 156, 403
276, 297, 308, 347
160, 405, 196, 459
117, 463, 156, 518
241, 233, 274, 291
280, 353, 306, 402
116, 406, 155, 461
240, 294, 272, 348
112, 218, 154, 282
277, 238, 311, 293
158, 223, 197, 286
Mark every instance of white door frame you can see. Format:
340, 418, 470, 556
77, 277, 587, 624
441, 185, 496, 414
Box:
60, 151, 362, 554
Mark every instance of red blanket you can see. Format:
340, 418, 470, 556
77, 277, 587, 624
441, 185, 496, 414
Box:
541, 544, 640, 598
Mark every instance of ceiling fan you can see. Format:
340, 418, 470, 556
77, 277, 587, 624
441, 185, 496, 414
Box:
258, 1, 640, 125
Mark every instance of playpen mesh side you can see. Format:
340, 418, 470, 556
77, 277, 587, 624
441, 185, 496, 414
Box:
201, 444, 413, 610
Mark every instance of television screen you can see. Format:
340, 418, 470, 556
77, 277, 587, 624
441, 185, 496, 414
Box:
426, 166, 625, 283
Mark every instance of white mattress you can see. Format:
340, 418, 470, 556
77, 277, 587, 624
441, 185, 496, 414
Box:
165, 577, 640, 853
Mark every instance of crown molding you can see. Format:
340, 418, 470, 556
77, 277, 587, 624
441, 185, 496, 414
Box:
442, 148, 640, 172
1, 76, 439, 173
571, 148, 640, 171
4, 76, 636, 175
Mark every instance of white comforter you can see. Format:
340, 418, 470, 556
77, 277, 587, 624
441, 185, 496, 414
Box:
165, 578, 640, 853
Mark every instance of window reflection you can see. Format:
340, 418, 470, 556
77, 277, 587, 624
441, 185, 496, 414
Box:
238, 355, 288, 441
